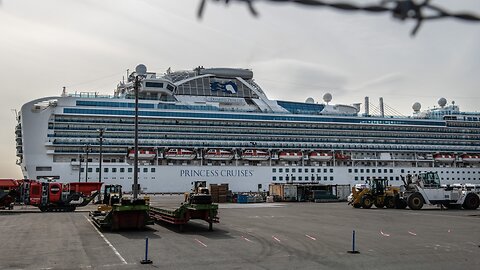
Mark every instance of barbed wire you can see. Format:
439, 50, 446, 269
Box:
197, 0, 480, 36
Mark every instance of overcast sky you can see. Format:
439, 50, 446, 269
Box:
0, 0, 479, 178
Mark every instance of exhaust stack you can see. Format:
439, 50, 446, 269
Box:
379, 97, 384, 117
364, 96, 369, 116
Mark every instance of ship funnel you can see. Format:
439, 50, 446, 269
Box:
364, 96, 369, 116
379, 97, 384, 117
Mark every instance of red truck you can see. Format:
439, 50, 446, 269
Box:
0, 179, 102, 212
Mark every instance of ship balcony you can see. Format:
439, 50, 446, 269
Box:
46, 150, 55, 154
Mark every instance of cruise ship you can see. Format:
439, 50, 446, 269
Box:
15, 66, 480, 192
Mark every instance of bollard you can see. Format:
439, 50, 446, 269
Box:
347, 230, 360, 254
140, 237, 153, 264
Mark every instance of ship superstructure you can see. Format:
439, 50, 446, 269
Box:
15, 66, 480, 192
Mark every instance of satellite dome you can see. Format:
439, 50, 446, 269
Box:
438, 97, 447, 108
305, 97, 315, 104
323, 93, 332, 103
412, 102, 421, 112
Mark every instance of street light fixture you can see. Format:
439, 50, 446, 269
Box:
97, 128, 105, 202
133, 64, 147, 199
83, 144, 92, 182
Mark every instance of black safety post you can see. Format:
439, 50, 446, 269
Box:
347, 230, 360, 254
140, 237, 153, 264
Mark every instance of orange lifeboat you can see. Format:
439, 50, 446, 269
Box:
164, 148, 196, 160
334, 153, 351, 160
241, 149, 270, 161
433, 153, 455, 163
278, 151, 303, 161
461, 154, 480, 163
309, 151, 333, 161
204, 149, 234, 160
128, 148, 156, 159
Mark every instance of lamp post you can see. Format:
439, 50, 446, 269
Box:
97, 128, 105, 202
78, 154, 82, 182
133, 64, 147, 199
84, 144, 91, 182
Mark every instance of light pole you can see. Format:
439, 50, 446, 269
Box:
97, 128, 105, 202
133, 64, 147, 199
78, 154, 82, 182
84, 144, 91, 182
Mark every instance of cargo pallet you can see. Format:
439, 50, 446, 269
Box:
149, 203, 219, 231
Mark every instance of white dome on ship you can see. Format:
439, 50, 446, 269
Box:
412, 102, 421, 112
305, 97, 315, 104
323, 93, 332, 103
438, 97, 447, 108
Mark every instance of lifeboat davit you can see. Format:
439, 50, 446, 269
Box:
461, 154, 480, 163
241, 149, 270, 161
309, 151, 333, 161
279, 151, 303, 161
164, 148, 196, 160
433, 153, 455, 163
204, 149, 234, 160
128, 149, 156, 159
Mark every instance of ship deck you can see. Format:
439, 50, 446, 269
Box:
1, 195, 479, 269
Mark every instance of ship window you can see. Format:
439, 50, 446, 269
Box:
112, 168, 117, 173
317, 169, 321, 173
299, 169, 302, 173
401, 169, 405, 173
324, 169, 327, 173
143, 168, 148, 173
330, 177, 334, 181
384, 169, 388, 173
279, 168, 283, 173
286, 169, 289, 173
292, 169, 296, 173
81, 168, 84, 172
286, 176, 290, 181
324, 176, 327, 181
354, 176, 358, 181
330, 169, 333, 173
273, 177, 276, 181
36, 166, 52, 171
145, 82, 164, 88
361, 176, 364, 181
305, 176, 309, 181
279, 176, 283, 181
390, 169, 393, 173
311, 168, 314, 173
360, 169, 364, 173
317, 176, 321, 180
120, 168, 125, 173
348, 169, 352, 173
128, 168, 133, 173
88, 168, 92, 173
166, 84, 174, 91
299, 176, 302, 181
366, 169, 370, 173
104, 168, 108, 173
151, 168, 155, 173
96, 168, 99, 173
354, 169, 358, 173
272, 168, 276, 173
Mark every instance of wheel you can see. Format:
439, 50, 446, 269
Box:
462, 193, 480, 210
385, 197, 395, 209
408, 193, 424, 210
353, 203, 361, 208
395, 198, 407, 209
374, 197, 385, 208
361, 195, 373, 209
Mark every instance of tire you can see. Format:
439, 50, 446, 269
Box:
462, 193, 480, 210
394, 196, 407, 209
385, 197, 395, 209
361, 195, 373, 209
408, 193, 424, 210
374, 197, 385, 209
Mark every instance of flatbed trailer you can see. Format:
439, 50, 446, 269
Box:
90, 202, 153, 231
149, 203, 219, 231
